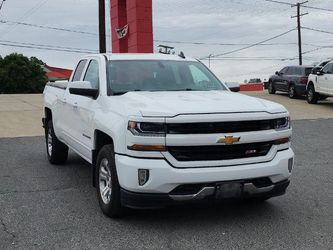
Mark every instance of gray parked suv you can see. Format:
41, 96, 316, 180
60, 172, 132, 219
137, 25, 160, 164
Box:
268, 66, 313, 98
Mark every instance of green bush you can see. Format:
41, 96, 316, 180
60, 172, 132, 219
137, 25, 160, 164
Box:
0, 53, 48, 94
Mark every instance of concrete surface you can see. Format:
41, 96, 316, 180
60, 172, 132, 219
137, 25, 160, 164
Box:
0, 92, 332, 138
244, 91, 333, 120
0, 94, 43, 138
0, 119, 332, 249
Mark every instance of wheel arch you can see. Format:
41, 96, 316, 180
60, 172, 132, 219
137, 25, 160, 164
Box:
92, 130, 114, 187
307, 81, 315, 91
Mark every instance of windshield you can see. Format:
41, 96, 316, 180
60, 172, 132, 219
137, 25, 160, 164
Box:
106, 60, 226, 94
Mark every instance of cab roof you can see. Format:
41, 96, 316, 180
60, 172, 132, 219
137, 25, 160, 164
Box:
103, 53, 198, 62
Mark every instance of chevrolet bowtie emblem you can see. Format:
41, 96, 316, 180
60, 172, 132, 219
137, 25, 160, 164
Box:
217, 136, 240, 145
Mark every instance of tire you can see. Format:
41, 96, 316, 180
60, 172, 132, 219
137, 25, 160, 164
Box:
46, 120, 68, 164
95, 144, 123, 218
307, 84, 319, 104
288, 84, 297, 99
268, 81, 275, 94
319, 96, 328, 101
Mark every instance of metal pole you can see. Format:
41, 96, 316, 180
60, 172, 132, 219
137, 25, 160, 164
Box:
99, 0, 106, 53
297, 3, 302, 65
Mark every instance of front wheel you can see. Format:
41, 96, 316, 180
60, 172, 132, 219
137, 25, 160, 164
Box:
288, 84, 297, 99
96, 144, 123, 218
307, 85, 319, 104
45, 120, 68, 164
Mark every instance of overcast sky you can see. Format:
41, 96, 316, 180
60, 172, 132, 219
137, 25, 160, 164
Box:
0, 0, 332, 82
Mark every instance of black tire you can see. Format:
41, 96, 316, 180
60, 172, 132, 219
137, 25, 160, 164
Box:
46, 120, 68, 164
307, 84, 319, 104
288, 84, 297, 99
268, 81, 276, 94
95, 144, 123, 218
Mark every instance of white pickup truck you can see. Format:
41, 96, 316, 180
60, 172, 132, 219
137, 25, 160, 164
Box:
306, 60, 333, 104
43, 53, 294, 217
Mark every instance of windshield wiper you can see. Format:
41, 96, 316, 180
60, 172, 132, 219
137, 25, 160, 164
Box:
112, 89, 142, 95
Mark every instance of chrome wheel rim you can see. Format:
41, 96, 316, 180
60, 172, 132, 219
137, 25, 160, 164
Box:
99, 158, 112, 204
289, 86, 294, 97
308, 89, 313, 101
47, 129, 53, 156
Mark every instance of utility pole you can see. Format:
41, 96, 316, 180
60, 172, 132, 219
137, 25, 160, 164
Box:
98, 0, 106, 53
208, 54, 212, 68
292, 1, 308, 65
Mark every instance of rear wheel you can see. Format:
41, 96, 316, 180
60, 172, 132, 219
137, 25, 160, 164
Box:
268, 81, 275, 94
96, 144, 123, 218
45, 120, 68, 164
288, 84, 297, 99
307, 84, 319, 104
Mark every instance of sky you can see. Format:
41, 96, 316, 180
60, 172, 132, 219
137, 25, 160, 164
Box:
0, 0, 332, 83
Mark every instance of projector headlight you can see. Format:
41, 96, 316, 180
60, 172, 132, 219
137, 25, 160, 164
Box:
128, 121, 166, 136
274, 117, 290, 130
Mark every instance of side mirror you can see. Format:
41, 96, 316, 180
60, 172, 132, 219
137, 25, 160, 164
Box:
311, 67, 320, 74
275, 71, 280, 75
226, 82, 240, 92
317, 70, 324, 76
69, 81, 98, 99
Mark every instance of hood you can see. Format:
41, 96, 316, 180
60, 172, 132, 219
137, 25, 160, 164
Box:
114, 91, 287, 117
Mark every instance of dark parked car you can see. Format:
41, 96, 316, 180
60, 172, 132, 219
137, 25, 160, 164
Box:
268, 65, 313, 98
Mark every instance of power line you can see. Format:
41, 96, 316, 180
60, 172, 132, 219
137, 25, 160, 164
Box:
0, 40, 97, 54
302, 26, 333, 35
263, 0, 333, 11
0, 0, 50, 38
0, 20, 99, 36
201, 28, 296, 59
154, 39, 299, 46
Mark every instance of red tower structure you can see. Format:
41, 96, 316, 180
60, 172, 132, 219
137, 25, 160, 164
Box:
111, 0, 153, 53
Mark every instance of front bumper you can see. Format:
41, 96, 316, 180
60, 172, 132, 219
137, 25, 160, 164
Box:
120, 179, 290, 209
115, 148, 294, 194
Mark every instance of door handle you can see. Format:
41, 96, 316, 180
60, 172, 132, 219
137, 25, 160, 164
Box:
73, 102, 78, 109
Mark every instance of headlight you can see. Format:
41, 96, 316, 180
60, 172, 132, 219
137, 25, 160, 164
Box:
128, 121, 166, 136
274, 117, 290, 130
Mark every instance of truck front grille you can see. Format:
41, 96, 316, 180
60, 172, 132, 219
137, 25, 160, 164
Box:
167, 142, 273, 161
166, 119, 283, 134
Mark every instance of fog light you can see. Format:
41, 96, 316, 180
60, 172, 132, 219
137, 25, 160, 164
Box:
138, 169, 149, 186
288, 158, 294, 173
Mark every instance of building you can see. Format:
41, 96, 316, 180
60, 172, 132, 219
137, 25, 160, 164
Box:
43, 65, 72, 82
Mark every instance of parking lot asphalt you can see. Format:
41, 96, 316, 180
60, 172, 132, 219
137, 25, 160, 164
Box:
0, 119, 332, 249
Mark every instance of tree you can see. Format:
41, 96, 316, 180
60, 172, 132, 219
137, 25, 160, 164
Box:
0, 53, 48, 94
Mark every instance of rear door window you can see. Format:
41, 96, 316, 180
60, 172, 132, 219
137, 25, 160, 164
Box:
72, 60, 87, 81
286, 67, 294, 75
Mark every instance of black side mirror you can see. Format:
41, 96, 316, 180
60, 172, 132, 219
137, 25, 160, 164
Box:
69, 87, 99, 99
68, 81, 99, 99
275, 71, 280, 76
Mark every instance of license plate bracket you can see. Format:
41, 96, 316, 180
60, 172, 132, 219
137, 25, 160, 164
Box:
215, 182, 242, 199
